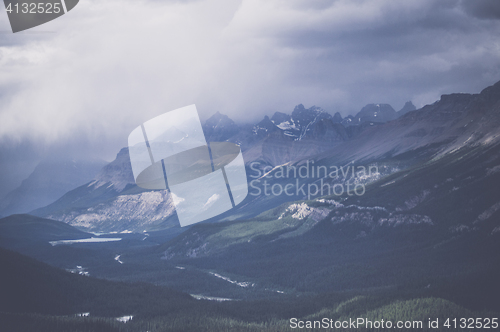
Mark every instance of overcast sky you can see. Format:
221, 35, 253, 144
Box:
1, 0, 500, 196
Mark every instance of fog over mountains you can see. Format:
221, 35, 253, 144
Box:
0, 158, 105, 218
3, 80, 500, 234
16, 98, 417, 232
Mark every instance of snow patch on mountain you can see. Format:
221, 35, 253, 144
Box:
276, 120, 297, 131
486, 165, 500, 176
450, 224, 472, 234
473, 201, 500, 224
378, 214, 433, 227
396, 190, 431, 211
316, 199, 344, 207
209, 272, 255, 288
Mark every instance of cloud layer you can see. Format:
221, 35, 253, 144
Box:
0, 0, 500, 155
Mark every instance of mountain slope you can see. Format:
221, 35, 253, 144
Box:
31, 149, 178, 233
158, 142, 500, 310
0, 214, 91, 246
0, 157, 105, 216
397, 101, 417, 117
354, 103, 397, 124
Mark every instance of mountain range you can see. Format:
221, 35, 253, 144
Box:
24, 99, 417, 232
10, 80, 500, 235
138, 80, 500, 310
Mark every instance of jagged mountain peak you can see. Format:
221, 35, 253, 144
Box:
293, 103, 306, 112
258, 105, 334, 141
341, 115, 356, 127
270, 111, 291, 125
89, 147, 135, 192
397, 101, 416, 117
259, 115, 272, 124
203, 111, 239, 142
333, 112, 343, 123
354, 103, 397, 124
291, 104, 327, 119
253, 115, 278, 134
290, 105, 332, 137
205, 111, 231, 124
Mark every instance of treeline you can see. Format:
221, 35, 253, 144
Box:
2, 296, 491, 332
2, 245, 499, 331
0, 313, 121, 332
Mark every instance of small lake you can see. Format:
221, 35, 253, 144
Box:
49, 237, 122, 246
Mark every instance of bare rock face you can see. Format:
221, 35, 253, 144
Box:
32, 148, 178, 233
0, 157, 106, 216
49, 190, 176, 233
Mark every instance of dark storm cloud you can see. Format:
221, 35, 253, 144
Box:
461, 0, 500, 20
241, 0, 500, 114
